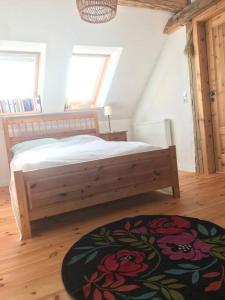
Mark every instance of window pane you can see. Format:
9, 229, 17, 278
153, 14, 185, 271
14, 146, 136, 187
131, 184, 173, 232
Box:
66, 55, 108, 106
0, 53, 36, 99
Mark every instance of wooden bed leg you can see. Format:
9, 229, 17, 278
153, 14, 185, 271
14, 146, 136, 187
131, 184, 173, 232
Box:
169, 146, 180, 198
14, 171, 32, 240
172, 185, 180, 198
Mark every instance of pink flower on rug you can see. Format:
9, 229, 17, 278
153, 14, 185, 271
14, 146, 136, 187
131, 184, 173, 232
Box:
149, 216, 191, 235
131, 226, 148, 234
157, 230, 210, 261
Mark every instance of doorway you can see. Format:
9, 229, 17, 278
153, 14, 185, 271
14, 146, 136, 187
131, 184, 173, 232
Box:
206, 12, 225, 172
192, 3, 225, 174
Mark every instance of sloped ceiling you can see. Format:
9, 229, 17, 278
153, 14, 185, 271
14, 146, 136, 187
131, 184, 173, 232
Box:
0, 0, 171, 119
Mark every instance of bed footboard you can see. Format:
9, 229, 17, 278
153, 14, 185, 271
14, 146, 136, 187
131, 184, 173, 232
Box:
12, 146, 179, 239
13, 171, 32, 239
169, 146, 180, 198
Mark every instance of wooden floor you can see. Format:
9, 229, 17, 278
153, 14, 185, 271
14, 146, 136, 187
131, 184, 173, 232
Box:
1, 172, 225, 300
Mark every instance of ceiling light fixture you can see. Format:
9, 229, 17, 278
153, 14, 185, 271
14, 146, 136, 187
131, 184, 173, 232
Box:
76, 0, 118, 23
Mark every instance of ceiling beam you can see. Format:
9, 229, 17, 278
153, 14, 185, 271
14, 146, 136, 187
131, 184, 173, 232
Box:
118, 0, 188, 13
164, 0, 222, 34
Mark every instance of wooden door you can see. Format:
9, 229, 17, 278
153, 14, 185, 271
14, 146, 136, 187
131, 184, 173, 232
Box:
207, 11, 225, 172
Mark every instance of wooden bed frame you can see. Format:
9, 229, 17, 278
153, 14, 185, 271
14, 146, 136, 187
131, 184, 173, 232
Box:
3, 112, 180, 240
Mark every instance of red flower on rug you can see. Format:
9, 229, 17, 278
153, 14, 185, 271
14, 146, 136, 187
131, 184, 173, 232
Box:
148, 216, 191, 235
98, 249, 148, 277
157, 230, 210, 261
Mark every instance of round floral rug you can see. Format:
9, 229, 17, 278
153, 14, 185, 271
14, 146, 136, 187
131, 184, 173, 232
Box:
62, 215, 225, 300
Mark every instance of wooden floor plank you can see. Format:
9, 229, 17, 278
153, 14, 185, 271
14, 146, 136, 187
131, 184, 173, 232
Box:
0, 171, 225, 299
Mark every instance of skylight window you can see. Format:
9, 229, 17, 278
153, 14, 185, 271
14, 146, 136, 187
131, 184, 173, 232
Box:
0, 51, 42, 114
65, 54, 109, 110
65, 46, 122, 111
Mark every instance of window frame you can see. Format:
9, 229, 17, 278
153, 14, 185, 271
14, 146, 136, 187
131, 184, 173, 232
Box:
0, 50, 41, 115
65, 53, 110, 110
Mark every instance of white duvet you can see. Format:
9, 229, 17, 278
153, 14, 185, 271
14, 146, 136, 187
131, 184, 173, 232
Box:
11, 135, 160, 172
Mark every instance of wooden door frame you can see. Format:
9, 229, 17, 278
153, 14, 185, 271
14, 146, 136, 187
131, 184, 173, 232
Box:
191, 1, 225, 174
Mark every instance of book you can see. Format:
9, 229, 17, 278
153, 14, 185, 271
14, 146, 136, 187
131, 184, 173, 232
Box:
0, 96, 42, 114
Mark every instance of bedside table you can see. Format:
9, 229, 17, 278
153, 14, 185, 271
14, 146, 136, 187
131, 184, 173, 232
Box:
100, 131, 127, 141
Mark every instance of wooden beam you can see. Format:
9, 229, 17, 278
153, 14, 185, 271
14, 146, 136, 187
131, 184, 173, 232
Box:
185, 23, 204, 173
164, 0, 223, 34
118, 0, 188, 13
192, 21, 216, 173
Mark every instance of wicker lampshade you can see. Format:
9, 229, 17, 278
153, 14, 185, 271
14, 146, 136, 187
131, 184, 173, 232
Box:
76, 0, 118, 23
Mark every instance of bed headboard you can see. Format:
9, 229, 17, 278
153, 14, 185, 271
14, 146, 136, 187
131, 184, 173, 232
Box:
2, 112, 99, 162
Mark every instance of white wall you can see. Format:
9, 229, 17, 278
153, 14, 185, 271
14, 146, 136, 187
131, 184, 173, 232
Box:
0, 0, 171, 186
133, 28, 196, 172
0, 0, 170, 119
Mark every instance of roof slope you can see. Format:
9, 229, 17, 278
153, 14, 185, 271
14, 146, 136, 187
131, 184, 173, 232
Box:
0, 0, 170, 119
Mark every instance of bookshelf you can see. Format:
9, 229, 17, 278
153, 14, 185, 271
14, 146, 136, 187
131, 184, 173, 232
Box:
0, 97, 42, 115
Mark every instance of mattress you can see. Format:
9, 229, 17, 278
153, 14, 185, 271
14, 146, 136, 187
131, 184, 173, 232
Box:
10, 134, 160, 172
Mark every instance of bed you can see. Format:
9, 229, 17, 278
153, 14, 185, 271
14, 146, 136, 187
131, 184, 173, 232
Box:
3, 112, 180, 240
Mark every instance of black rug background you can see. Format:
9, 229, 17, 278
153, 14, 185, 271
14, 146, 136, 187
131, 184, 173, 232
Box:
62, 215, 225, 300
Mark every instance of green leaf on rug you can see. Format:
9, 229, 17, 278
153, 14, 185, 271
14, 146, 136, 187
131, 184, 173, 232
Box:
177, 264, 198, 270
169, 290, 185, 300
85, 251, 98, 264
197, 224, 209, 236
165, 269, 190, 275
68, 252, 89, 265
192, 271, 200, 284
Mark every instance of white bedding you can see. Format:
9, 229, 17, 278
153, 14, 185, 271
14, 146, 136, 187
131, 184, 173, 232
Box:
11, 135, 160, 172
